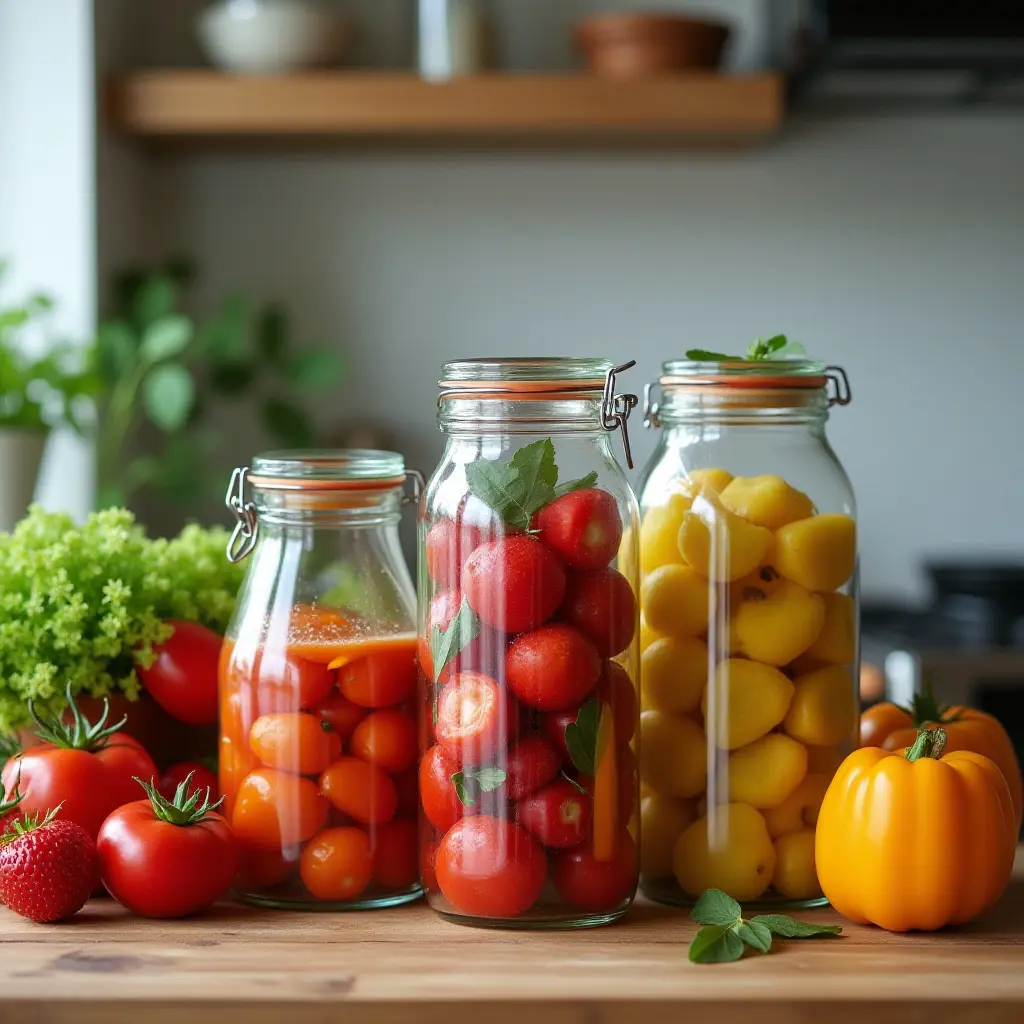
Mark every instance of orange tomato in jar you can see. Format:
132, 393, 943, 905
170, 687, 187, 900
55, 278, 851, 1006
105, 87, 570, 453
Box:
300, 827, 373, 901
231, 768, 328, 850
337, 644, 417, 709
249, 713, 341, 775
320, 756, 398, 825
349, 710, 418, 774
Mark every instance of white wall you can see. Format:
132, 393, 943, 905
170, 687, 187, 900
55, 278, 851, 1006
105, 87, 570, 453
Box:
0, 0, 97, 519
149, 114, 1024, 602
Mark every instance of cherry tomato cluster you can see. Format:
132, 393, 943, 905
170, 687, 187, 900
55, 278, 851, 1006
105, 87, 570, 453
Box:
420, 486, 640, 921
220, 615, 421, 905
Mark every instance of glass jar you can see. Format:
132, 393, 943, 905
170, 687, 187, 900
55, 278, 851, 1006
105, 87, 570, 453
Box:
636, 359, 858, 909
418, 358, 641, 928
220, 450, 422, 910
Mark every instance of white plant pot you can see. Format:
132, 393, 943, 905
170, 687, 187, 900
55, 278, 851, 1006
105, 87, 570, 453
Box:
0, 428, 48, 533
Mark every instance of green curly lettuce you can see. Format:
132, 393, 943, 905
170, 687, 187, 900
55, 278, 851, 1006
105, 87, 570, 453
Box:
0, 505, 244, 732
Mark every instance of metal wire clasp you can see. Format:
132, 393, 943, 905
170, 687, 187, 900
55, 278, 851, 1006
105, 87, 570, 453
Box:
826, 366, 853, 407
402, 470, 425, 507
225, 467, 258, 564
643, 381, 662, 430
602, 361, 639, 469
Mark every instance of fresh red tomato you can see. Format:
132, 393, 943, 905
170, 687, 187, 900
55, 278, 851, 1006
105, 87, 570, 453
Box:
137, 620, 222, 726
420, 744, 469, 833
2, 695, 158, 840
436, 815, 547, 918
560, 568, 637, 658
532, 488, 623, 570
597, 662, 638, 745
506, 625, 601, 711
505, 733, 561, 800
552, 828, 637, 912
370, 817, 419, 889
518, 779, 593, 848
97, 782, 237, 918
434, 672, 514, 763
350, 710, 418, 774
338, 649, 417, 709
159, 762, 219, 803
463, 536, 566, 635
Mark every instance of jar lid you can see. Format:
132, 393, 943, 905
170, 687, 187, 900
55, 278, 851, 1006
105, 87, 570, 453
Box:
248, 449, 407, 491
660, 358, 829, 391
439, 357, 612, 397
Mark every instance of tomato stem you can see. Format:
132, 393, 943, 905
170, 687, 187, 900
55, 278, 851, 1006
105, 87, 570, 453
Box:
135, 773, 225, 826
28, 682, 129, 752
905, 726, 947, 762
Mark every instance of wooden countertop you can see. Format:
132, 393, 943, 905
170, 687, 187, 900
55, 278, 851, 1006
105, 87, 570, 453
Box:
1, 850, 1021, 1024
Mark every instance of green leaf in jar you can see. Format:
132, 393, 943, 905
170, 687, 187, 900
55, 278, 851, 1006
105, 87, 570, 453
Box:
691, 889, 742, 928
465, 438, 558, 531
564, 697, 599, 777
553, 471, 599, 499
429, 599, 480, 685
688, 925, 746, 964
685, 349, 743, 362
451, 766, 507, 808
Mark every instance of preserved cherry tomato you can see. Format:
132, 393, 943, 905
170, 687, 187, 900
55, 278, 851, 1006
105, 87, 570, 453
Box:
434, 673, 513, 761
338, 649, 417, 709
420, 744, 468, 833
436, 816, 547, 919
300, 827, 373, 901
370, 818, 419, 889
320, 756, 398, 825
254, 649, 335, 711
505, 733, 561, 800
249, 713, 340, 775
237, 846, 299, 889
532, 488, 623, 571
598, 662, 638, 746
230, 768, 328, 850
552, 829, 637, 913
314, 692, 367, 746
560, 568, 637, 659
350, 710, 418, 774
506, 625, 602, 711
517, 779, 593, 849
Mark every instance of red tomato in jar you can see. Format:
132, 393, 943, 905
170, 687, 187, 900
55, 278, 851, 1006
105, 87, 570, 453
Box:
97, 785, 237, 918
370, 817, 419, 889
540, 705, 579, 765
436, 816, 547, 918
159, 762, 219, 802
420, 744, 469, 833
2, 697, 158, 840
597, 662, 638, 746
137, 620, 222, 726
434, 672, 515, 764
552, 828, 637, 913
532, 488, 623, 570
560, 568, 637, 659
517, 779, 593, 849
506, 625, 602, 711
504, 733, 561, 800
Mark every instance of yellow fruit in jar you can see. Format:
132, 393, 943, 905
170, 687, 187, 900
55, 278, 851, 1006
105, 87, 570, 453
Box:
673, 803, 776, 902
720, 475, 815, 531
703, 659, 794, 751
762, 773, 830, 839
805, 743, 845, 775
679, 468, 734, 499
787, 653, 829, 677
618, 523, 637, 580
641, 564, 710, 638
727, 734, 808, 810
772, 829, 822, 901
730, 579, 826, 667
805, 592, 856, 665
775, 514, 856, 592
642, 635, 708, 715
640, 794, 696, 879
639, 494, 690, 575
678, 491, 774, 583
639, 616, 661, 653
639, 710, 707, 799
784, 665, 858, 747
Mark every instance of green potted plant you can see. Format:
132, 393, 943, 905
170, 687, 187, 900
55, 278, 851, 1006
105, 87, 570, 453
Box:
0, 261, 96, 532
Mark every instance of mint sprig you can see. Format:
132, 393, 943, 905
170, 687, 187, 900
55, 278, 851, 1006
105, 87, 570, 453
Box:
429, 599, 480, 685
466, 438, 558, 531
452, 766, 507, 807
685, 335, 807, 364
689, 890, 842, 964
564, 697, 599, 778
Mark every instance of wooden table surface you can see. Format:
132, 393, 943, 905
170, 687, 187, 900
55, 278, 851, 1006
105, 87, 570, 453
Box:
1, 850, 1021, 1024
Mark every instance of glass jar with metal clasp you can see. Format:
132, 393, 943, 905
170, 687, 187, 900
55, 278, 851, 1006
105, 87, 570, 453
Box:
220, 449, 423, 910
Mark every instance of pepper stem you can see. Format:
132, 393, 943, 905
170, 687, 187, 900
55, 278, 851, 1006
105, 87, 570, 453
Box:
905, 726, 947, 762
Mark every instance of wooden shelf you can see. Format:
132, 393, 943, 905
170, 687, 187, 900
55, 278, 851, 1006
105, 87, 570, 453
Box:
107, 71, 784, 145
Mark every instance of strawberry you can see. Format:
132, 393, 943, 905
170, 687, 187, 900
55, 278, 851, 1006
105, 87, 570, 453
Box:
0, 808, 98, 923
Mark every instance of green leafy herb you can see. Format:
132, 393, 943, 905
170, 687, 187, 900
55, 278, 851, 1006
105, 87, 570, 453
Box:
688, 889, 842, 964
685, 335, 807, 364
465, 438, 558, 531
750, 915, 843, 940
564, 697, 599, 777
429, 599, 480, 684
553, 471, 599, 499
451, 767, 507, 808
561, 771, 589, 795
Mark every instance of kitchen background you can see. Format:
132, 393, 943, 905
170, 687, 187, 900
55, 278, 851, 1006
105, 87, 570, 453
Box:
2, 0, 1022, 611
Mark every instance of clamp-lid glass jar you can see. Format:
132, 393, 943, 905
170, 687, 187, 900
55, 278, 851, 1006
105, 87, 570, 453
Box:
636, 359, 858, 909
418, 358, 641, 928
220, 450, 422, 910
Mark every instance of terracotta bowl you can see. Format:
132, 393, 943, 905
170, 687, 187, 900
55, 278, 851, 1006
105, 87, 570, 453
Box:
576, 13, 731, 79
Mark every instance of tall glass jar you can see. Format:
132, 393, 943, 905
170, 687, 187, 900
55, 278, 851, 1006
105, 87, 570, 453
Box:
418, 358, 641, 928
220, 450, 422, 910
636, 359, 858, 909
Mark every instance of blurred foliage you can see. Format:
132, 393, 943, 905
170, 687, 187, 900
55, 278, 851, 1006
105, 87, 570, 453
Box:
0, 260, 99, 435
95, 259, 344, 509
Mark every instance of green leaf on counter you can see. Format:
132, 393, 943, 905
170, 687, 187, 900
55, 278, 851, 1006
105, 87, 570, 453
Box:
691, 889, 742, 928
564, 697, 599, 778
465, 438, 558, 531
689, 925, 745, 964
452, 767, 507, 808
736, 920, 773, 953
751, 915, 843, 939
429, 599, 479, 685
553, 471, 599, 499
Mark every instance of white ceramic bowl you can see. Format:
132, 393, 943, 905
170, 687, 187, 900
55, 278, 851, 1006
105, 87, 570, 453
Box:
197, 0, 349, 74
